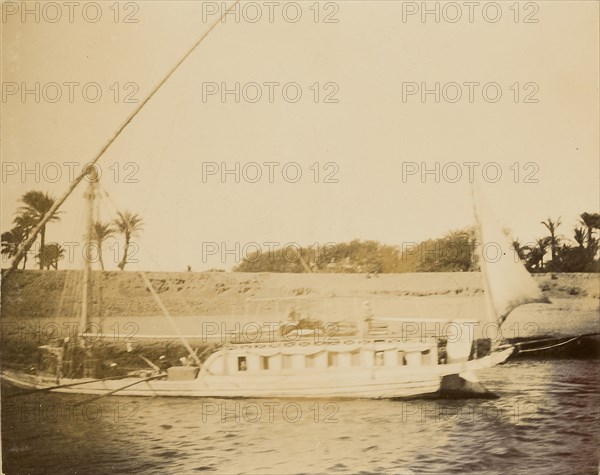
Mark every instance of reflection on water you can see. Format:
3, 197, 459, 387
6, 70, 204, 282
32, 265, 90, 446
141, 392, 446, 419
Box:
2, 359, 599, 475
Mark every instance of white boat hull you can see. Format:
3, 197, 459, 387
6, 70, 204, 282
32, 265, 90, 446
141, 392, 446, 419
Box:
1, 347, 513, 399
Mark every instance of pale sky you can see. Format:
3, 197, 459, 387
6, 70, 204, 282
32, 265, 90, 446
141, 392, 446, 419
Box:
2, 1, 598, 271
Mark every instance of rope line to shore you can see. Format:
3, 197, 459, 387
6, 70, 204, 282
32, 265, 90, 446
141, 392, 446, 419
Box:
517, 336, 582, 353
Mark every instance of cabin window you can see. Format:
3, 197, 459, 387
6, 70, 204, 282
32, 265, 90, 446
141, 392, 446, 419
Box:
375, 351, 384, 366
351, 351, 361, 366
282, 355, 293, 369
328, 352, 338, 367
238, 356, 247, 371
261, 356, 269, 370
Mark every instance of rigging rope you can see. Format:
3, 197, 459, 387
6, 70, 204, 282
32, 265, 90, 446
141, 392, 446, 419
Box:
517, 336, 583, 353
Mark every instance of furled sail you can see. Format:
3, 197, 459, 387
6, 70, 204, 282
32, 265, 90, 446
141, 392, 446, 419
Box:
472, 184, 550, 327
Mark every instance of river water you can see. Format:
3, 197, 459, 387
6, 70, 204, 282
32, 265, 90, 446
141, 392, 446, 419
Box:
2, 358, 599, 475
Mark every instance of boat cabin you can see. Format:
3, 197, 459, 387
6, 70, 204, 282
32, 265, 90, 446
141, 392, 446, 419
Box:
201, 339, 439, 376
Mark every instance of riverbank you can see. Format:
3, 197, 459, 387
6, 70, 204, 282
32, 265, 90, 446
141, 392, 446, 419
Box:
2, 270, 598, 325
1, 270, 598, 366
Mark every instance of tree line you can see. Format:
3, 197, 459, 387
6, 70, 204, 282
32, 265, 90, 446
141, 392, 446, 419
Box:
234, 212, 600, 273
513, 213, 600, 272
3, 191, 597, 274
1, 190, 143, 271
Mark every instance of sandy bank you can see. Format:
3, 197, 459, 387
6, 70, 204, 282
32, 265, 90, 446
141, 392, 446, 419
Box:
1, 271, 598, 340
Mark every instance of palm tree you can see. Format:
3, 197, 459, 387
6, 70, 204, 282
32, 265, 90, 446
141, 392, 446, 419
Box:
511, 239, 529, 262
2, 228, 25, 265
113, 211, 143, 271
573, 227, 586, 248
17, 191, 61, 269
534, 237, 551, 271
5, 213, 39, 269
92, 221, 115, 271
580, 212, 600, 249
541, 217, 561, 263
36, 243, 65, 270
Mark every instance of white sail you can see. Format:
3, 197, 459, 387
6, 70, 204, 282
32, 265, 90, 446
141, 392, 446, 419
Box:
473, 184, 549, 326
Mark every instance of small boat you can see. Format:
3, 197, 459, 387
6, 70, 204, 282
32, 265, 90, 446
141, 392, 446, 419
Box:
0, 178, 539, 399
2, 337, 514, 399
1, 18, 547, 399
1, 175, 543, 399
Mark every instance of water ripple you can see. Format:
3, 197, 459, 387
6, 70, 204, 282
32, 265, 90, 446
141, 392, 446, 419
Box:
2, 359, 599, 474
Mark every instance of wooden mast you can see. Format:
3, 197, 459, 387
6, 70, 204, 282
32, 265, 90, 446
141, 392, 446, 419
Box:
80, 168, 97, 344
